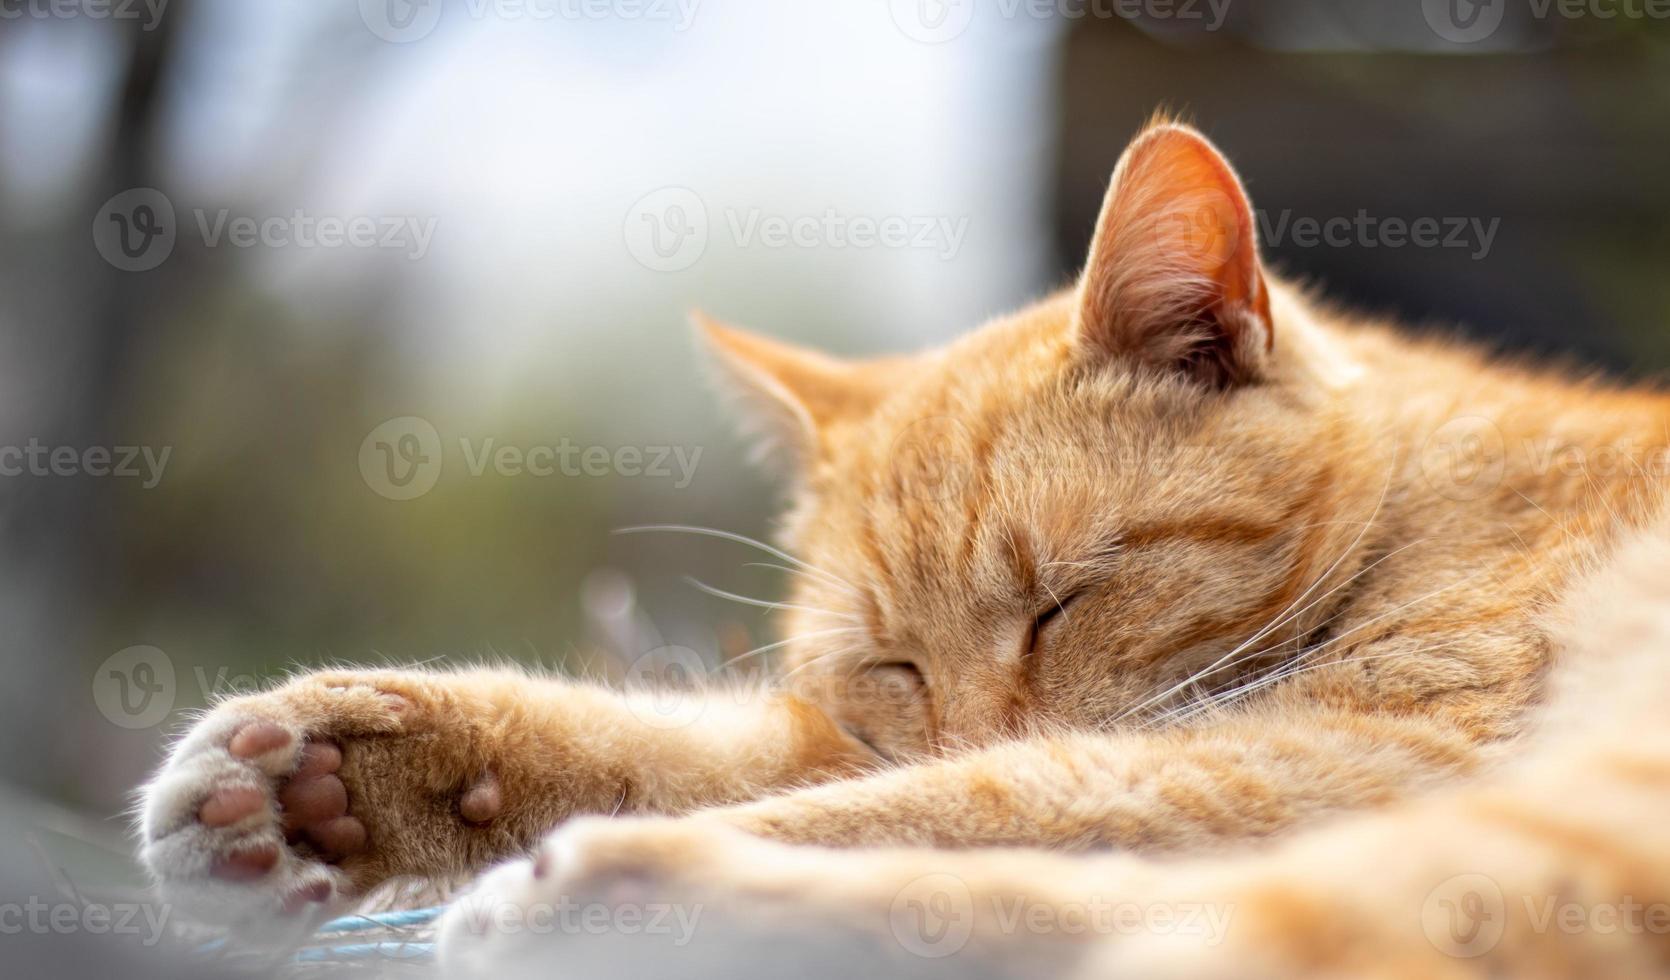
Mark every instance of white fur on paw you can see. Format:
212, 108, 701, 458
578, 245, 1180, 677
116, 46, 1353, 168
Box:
435, 855, 545, 976
436, 818, 653, 975
436, 817, 747, 977
138, 710, 347, 925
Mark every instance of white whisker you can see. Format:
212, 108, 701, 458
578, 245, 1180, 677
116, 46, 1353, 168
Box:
1113, 470, 1403, 725
1153, 640, 1472, 729
1041, 583, 1071, 622
1138, 535, 1439, 715
740, 562, 862, 598
614, 524, 862, 596
1136, 580, 1471, 728
722, 626, 866, 670
683, 576, 860, 621
781, 643, 872, 683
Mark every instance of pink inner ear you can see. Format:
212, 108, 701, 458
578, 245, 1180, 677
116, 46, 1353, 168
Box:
1077, 124, 1274, 374
1133, 128, 1270, 349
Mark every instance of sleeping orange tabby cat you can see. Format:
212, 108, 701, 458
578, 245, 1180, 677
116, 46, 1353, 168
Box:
139, 117, 1670, 977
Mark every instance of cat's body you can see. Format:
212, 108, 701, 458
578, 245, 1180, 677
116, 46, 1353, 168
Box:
137, 119, 1670, 977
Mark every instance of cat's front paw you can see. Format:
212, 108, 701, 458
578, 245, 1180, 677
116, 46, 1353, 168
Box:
137, 671, 500, 924
436, 817, 955, 978
436, 816, 759, 975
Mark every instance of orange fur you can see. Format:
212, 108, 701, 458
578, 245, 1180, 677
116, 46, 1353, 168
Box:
138, 117, 1670, 976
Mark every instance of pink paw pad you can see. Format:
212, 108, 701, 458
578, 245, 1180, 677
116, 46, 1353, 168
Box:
197, 722, 371, 878
459, 773, 502, 826
198, 785, 266, 828
281, 880, 335, 915
228, 721, 292, 759
211, 844, 280, 882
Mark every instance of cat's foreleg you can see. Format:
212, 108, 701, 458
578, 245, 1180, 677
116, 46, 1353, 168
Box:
437, 523, 1670, 977
701, 704, 1481, 851
136, 666, 873, 920
434, 721, 1670, 979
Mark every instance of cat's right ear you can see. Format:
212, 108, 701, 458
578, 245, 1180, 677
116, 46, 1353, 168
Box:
1074, 121, 1272, 387
694, 312, 888, 470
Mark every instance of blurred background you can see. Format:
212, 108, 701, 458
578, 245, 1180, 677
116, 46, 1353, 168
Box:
0, 0, 1667, 971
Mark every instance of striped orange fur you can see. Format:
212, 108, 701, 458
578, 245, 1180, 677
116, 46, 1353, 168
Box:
139, 116, 1670, 977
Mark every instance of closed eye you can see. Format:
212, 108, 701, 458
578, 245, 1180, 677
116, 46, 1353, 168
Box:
1025, 594, 1074, 657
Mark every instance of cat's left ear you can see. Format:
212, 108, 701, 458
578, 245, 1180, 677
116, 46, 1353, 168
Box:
694, 312, 892, 469
1075, 121, 1272, 386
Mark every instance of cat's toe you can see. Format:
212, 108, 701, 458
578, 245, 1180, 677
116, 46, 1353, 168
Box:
209, 843, 282, 881
227, 719, 294, 762
195, 782, 258, 823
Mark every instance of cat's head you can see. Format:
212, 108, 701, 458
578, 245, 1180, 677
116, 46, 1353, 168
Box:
701, 119, 1374, 759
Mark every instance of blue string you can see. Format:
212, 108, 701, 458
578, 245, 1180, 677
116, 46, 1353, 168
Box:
193, 905, 447, 963
314, 905, 446, 934
295, 941, 435, 962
